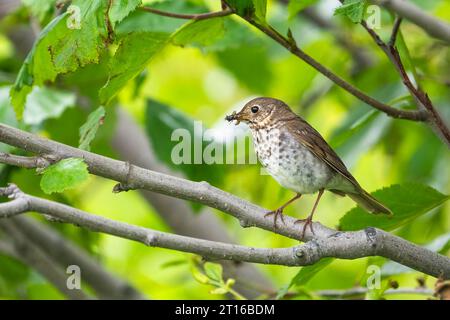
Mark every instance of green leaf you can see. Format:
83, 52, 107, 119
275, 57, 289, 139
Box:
288, 0, 318, 19
116, 0, 206, 36
209, 287, 228, 295
10, 1, 109, 118
203, 262, 223, 282
9, 14, 65, 118
23, 86, 75, 125
330, 109, 391, 168
253, 0, 267, 22
144, 99, 225, 188
79, 107, 106, 151
339, 184, 449, 231
225, 0, 254, 17
109, 0, 142, 27
334, 0, 367, 23
99, 32, 168, 104
172, 17, 226, 48
276, 258, 333, 299
40, 158, 89, 194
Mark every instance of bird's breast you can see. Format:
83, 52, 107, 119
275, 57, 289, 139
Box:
252, 127, 333, 194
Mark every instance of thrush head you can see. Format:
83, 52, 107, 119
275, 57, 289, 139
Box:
225, 97, 293, 127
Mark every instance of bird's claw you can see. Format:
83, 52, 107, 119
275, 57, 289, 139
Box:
264, 208, 286, 229
294, 216, 315, 240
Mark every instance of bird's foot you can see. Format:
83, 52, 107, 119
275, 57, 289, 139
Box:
264, 208, 286, 229
294, 215, 315, 240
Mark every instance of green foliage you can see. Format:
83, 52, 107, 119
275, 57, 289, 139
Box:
334, 0, 367, 23
40, 158, 89, 194
190, 260, 244, 299
339, 184, 449, 231
99, 32, 168, 104
145, 99, 225, 187
225, 0, 255, 17
288, 0, 319, 19
79, 106, 106, 151
172, 18, 226, 48
23, 86, 75, 125
109, 0, 142, 27
277, 258, 333, 299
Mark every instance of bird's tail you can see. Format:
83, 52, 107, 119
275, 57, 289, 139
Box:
348, 190, 392, 215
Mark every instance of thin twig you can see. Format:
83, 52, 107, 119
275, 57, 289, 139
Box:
139, 6, 234, 21
246, 18, 428, 122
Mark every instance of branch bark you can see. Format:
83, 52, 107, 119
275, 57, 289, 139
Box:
0, 126, 449, 278
370, 0, 450, 43
139, 6, 233, 20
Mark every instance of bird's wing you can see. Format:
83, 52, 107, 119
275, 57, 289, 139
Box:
287, 117, 362, 190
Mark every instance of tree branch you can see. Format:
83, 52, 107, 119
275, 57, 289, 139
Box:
139, 6, 233, 20
9, 215, 145, 299
0, 127, 449, 278
314, 287, 433, 299
360, 19, 450, 147
370, 0, 450, 43
0, 221, 91, 300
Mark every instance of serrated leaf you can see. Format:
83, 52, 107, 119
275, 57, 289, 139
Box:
339, 184, 449, 231
172, 17, 226, 48
10, 1, 109, 118
276, 258, 333, 299
23, 86, 75, 125
9, 14, 65, 118
79, 106, 106, 151
109, 0, 142, 27
40, 158, 89, 194
288, 0, 318, 19
99, 32, 168, 104
334, 0, 367, 23
203, 262, 223, 282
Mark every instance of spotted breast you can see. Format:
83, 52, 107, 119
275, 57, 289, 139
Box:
251, 125, 335, 194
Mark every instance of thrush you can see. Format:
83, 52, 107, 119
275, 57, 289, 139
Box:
226, 97, 392, 238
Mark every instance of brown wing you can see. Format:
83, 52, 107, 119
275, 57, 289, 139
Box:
286, 117, 362, 190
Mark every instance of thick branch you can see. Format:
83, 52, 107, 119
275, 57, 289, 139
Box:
370, 0, 450, 43
0, 128, 449, 278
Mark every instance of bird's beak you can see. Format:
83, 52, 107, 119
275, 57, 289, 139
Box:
225, 111, 242, 125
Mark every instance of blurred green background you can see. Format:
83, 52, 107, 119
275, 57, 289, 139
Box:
0, 0, 449, 300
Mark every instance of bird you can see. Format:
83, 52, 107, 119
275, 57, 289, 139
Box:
225, 97, 392, 238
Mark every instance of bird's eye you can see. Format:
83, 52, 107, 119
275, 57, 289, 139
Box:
251, 106, 259, 113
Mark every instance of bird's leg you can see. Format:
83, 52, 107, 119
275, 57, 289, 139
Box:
265, 193, 302, 228
295, 189, 324, 239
